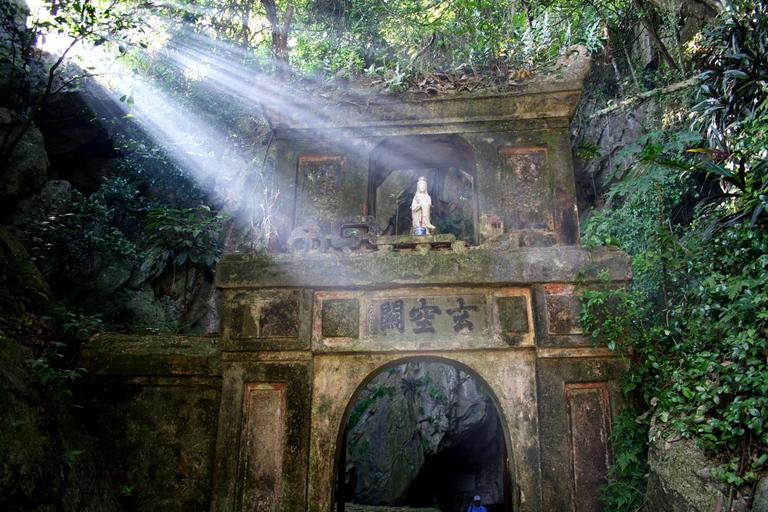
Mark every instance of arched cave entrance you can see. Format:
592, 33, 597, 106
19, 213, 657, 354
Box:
334, 359, 512, 512
367, 135, 479, 244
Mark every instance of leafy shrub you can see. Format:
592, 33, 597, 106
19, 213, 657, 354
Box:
25, 178, 143, 293
581, 1, 768, 503
599, 409, 649, 511
141, 205, 229, 326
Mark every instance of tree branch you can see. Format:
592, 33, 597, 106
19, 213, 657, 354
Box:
588, 78, 699, 119
0, 36, 81, 172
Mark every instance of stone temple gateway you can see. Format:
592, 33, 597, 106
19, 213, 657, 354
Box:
81, 55, 631, 512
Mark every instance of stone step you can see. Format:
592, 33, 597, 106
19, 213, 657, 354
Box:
341, 505, 441, 512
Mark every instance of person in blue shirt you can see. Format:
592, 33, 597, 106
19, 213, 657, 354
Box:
467, 495, 487, 512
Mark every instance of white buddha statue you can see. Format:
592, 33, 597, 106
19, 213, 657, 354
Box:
411, 176, 435, 235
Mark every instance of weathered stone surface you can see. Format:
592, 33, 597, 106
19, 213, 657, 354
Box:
499, 147, 552, 231
77, 383, 221, 512
754, 476, 768, 512
238, 383, 286, 512
267, 79, 585, 246
222, 289, 312, 352
567, 384, 611, 512
496, 295, 529, 334
34, 84, 122, 194
82, 333, 220, 376
211, 357, 312, 512
70, 74, 632, 512
0, 332, 121, 512
121, 286, 172, 332
263, 81, 587, 133
544, 45, 592, 84
217, 246, 631, 289
0, 108, 49, 205
0, 225, 49, 312
545, 286, 583, 335
375, 234, 456, 245
322, 298, 360, 338
76, 334, 222, 512
536, 357, 626, 511
311, 288, 533, 352
12, 179, 74, 232
308, 351, 542, 512
645, 416, 733, 512
571, 77, 654, 216
0, 2, 29, 108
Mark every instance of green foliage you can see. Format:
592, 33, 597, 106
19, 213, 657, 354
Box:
112, 0, 652, 85
27, 341, 83, 387
347, 384, 396, 430
25, 178, 143, 292
427, 384, 446, 403
25, 310, 103, 393
688, 0, 768, 236
61, 449, 84, 469
661, 223, 768, 465
599, 409, 649, 511
0, 0, 138, 169
141, 205, 229, 281
581, 2, 768, 501
400, 375, 424, 398
113, 136, 208, 210
578, 270, 635, 352
141, 205, 229, 327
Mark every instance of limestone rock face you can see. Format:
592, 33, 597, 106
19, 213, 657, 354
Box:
0, 108, 50, 207
34, 84, 121, 193
344, 362, 503, 510
645, 417, 751, 512
753, 477, 768, 512
0, 333, 121, 512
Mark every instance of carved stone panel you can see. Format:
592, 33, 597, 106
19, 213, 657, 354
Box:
228, 291, 300, 341
321, 299, 359, 339
237, 382, 286, 512
367, 294, 489, 337
566, 383, 612, 512
496, 294, 530, 346
543, 283, 587, 349
499, 146, 553, 232
295, 156, 344, 233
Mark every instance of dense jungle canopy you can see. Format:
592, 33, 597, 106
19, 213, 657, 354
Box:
1, 0, 767, 511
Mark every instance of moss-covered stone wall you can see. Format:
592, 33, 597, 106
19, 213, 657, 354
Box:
77, 335, 221, 512
77, 83, 632, 512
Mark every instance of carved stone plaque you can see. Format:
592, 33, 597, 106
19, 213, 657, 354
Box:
313, 288, 534, 351
367, 294, 489, 338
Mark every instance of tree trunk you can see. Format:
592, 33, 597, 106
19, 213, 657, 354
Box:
261, 0, 294, 78
632, 0, 680, 71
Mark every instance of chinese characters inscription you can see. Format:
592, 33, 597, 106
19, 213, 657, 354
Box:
369, 295, 488, 338
447, 298, 479, 332
409, 298, 443, 334
380, 300, 405, 333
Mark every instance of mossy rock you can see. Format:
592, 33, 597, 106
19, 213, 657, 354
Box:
0, 225, 50, 311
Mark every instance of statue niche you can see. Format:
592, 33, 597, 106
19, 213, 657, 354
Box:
369, 135, 478, 244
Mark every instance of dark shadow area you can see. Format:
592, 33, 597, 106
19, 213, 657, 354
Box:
404, 404, 505, 512
335, 361, 510, 512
